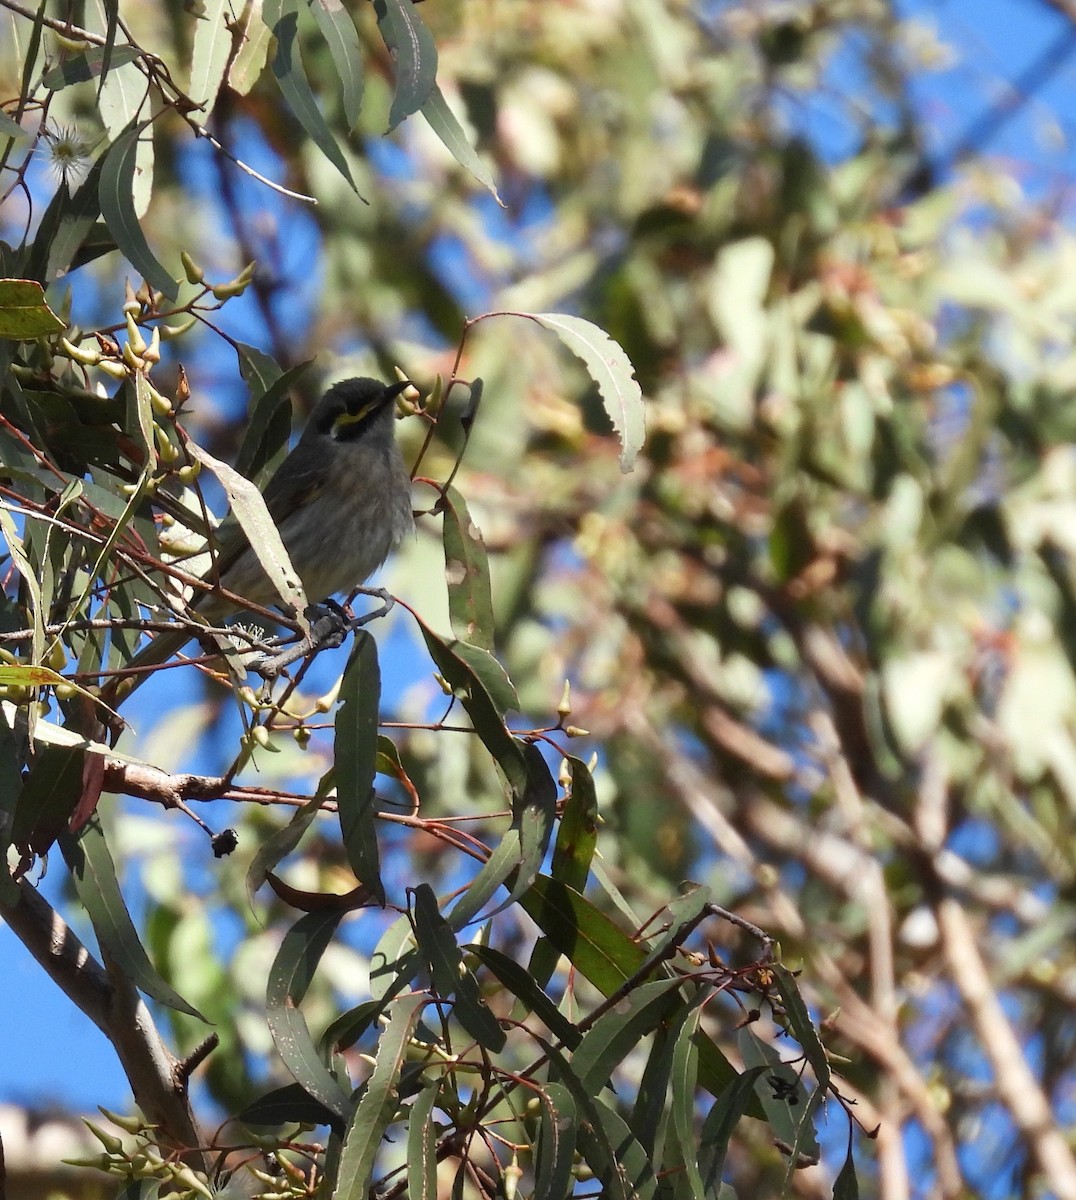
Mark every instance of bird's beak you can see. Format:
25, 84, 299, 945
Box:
383, 379, 413, 405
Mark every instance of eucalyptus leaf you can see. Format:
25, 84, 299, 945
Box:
373, 0, 438, 131
334, 633, 384, 900
526, 312, 645, 471
98, 123, 176, 298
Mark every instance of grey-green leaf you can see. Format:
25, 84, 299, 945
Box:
186, 438, 308, 614
406, 1079, 441, 1200
413, 883, 506, 1050
60, 818, 207, 1021
266, 910, 353, 1124
442, 484, 495, 652
373, 0, 438, 131
41, 45, 141, 89
331, 993, 427, 1199
698, 1065, 768, 1193
264, 0, 359, 192
188, 0, 233, 119
335, 632, 384, 902
529, 312, 645, 472
246, 792, 327, 900
98, 123, 177, 299
420, 85, 500, 200
534, 1082, 577, 1200
311, 0, 365, 128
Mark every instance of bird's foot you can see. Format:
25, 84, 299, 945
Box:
253, 593, 395, 679
306, 600, 351, 650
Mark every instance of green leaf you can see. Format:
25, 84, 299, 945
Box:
587, 1099, 659, 1200
447, 745, 555, 929
531, 1036, 642, 1200
41, 45, 141, 89
311, 0, 365, 128
25, 152, 108, 283
452, 640, 518, 715
246, 792, 327, 899
513, 740, 557, 873
668, 992, 710, 1199
0, 502, 44, 757
774, 964, 830, 1092
235, 340, 284, 395
550, 755, 598, 891
186, 438, 309, 614
319, 999, 385, 1057
266, 911, 353, 1124
331, 993, 427, 1199
229, 1, 274, 94
571, 978, 687, 1095
10, 744, 83, 856
0, 278, 65, 339
465, 944, 580, 1049
628, 1020, 677, 1166
534, 1082, 577, 1200
738, 1029, 818, 1163
833, 1134, 859, 1200
335, 632, 384, 902
412, 883, 505, 1050
238, 1082, 343, 1132
406, 1079, 441, 1200
520, 876, 746, 1105
264, 0, 359, 193
188, 0, 233, 118
441, 484, 495, 652
445, 827, 524, 930
234, 344, 305, 482
418, 617, 525, 793
60, 818, 207, 1020
96, 0, 120, 98
369, 909, 420, 1002
522, 874, 647, 993
98, 123, 177, 299
527, 312, 645, 472
0, 714, 24, 904
698, 1065, 768, 1194
0, 110, 27, 139
420, 85, 500, 200
98, 72, 155, 219
14, 1, 46, 138
546, 1051, 656, 1200
373, 0, 438, 131
773, 964, 828, 1184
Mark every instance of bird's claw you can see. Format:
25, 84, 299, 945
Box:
252, 590, 396, 679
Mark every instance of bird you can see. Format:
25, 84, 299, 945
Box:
111, 376, 414, 692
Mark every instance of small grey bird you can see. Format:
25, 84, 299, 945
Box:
118, 376, 413, 684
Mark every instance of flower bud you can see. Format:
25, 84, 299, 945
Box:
180, 250, 205, 284
61, 336, 101, 366
125, 312, 147, 355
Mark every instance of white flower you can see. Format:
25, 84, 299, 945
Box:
41, 121, 93, 188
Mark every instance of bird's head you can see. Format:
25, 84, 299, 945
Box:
310, 377, 412, 443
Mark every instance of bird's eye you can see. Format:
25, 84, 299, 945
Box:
331, 405, 374, 439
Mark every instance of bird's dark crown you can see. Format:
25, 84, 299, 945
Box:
312, 377, 411, 441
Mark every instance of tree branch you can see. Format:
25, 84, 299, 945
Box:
936, 897, 1076, 1200
0, 879, 207, 1172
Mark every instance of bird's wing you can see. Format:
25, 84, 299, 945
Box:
260, 455, 330, 526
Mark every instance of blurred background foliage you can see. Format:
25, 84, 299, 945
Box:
4, 0, 1076, 1197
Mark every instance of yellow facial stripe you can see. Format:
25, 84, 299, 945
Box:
332, 404, 377, 433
